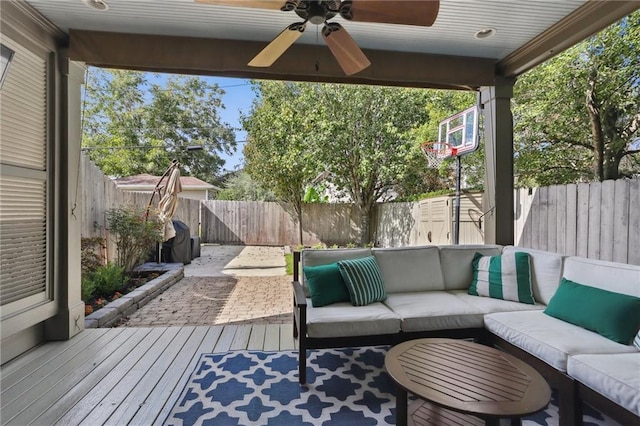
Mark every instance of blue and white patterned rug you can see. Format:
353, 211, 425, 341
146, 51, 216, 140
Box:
164, 347, 621, 426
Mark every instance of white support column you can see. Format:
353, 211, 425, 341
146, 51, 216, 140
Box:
45, 55, 86, 340
480, 78, 515, 245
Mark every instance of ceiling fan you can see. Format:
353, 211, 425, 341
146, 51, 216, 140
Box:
196, 0, 440, 75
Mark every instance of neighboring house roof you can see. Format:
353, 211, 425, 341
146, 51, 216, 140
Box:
114, 174, 219, 191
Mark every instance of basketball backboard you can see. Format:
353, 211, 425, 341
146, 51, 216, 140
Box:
436, 106, 479, 159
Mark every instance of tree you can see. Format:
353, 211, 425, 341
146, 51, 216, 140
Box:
410, 90, 482, 196
82, 68, 236, 183
513, 11, 640, 186
312, 84, 429, 244
242, 81, 323, 245
216, 171, 276, 201
244, 82, 430, 245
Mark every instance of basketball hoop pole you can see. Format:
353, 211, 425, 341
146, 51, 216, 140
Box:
454, 155, 462, 245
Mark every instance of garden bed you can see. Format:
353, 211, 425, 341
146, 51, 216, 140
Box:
84, 263, 184, 328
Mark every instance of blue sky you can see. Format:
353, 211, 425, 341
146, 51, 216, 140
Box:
207, 77, 255, 171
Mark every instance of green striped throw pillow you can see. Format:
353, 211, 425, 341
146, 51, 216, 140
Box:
338, 256, 387, 306
468, 252, 535, 304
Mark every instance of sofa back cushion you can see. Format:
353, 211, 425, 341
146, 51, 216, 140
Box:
338, 256, 387, 306
372, 246, 443, 293
468, 251, 535, 304
301, 248, 372, 297
503, 246, 564, 305
563, 256, 640, 297
439, 245, 502, 290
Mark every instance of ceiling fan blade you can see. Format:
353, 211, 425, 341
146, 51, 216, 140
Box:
340, 0, 440, 27
248, 23, 306, 67
195, 0, 291, 11
322, 23, 371, 76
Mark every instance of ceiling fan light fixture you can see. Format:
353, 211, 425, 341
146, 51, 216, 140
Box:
474, 28, 496, 39
82, 0, 109, 11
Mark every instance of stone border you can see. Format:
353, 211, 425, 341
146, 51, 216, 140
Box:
84, 264, 184, 328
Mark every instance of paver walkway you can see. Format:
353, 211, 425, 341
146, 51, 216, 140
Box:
119, 245, 292, 327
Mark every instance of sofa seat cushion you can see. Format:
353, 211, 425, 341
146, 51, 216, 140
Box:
485, 311, 637, 371
372, 246, 444, 293
383, 292, 485, 332
450, 290, 545, 314
568, 353, 640, 417
305, 298, 401, 338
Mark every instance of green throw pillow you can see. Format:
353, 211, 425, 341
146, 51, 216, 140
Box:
544, 278, 640, 345
468, 252, 535, 304
337, 256, 387, 306
303, 263, 351, 307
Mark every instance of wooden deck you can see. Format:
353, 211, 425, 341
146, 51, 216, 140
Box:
1, 324, 297, 425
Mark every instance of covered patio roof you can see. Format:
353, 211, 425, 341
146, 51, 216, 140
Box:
21, 0, 639, 90
14, 0, 640, 246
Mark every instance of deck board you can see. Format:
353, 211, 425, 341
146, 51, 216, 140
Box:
3, 328, 134, 423
76, 328, 182, 426
51, 328, 164, 426
31, 328, 155, 426
103, 327, 198, 425
247, 324, 266, 350
230, 325, 252, 350
0, 324, 295, 426
150, 326, 225, 426
263, 325, 281, 351
129, 326, 210, 425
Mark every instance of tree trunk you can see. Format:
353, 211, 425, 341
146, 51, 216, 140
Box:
296, 203, 304, 247
585, 70, 605, 181
359, 207, 370, 247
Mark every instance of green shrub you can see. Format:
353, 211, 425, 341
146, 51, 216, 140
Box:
81, 237, 105, 277
106, 206, 162, 271
88, 263, 126, 297
285, 253, 294, 276
81, 276, 96, 302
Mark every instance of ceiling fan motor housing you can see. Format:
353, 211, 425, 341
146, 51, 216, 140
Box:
295, 0, 340, 25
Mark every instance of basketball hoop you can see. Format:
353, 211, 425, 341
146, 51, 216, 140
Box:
420, 141, 458, 168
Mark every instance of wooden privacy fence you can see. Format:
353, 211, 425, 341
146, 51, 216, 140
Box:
81, 155, 200, 263
514, 179, 640, 265
81, 155, 639, 266
201, 200, 423, 247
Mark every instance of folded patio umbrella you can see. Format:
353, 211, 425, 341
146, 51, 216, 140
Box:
158, 165, 182, 241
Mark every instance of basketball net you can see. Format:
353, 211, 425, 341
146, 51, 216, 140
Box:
420, 141, 458, 168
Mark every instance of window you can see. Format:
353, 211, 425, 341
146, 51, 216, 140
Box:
0, 36, 51, 314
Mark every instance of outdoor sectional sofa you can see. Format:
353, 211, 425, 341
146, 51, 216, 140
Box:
291, 245, 640, 426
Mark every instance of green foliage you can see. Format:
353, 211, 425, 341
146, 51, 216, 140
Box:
81, 277, 96, 302
106, 206, 162, 272
84, 263, 126, 298
82, 68, 236, 183
284, 253, 294, 276
244, 82, 431, 245
216, 171, 276, 201
81, 237, 105, 277
303, 186, 328, 203
513, 11, 640, 185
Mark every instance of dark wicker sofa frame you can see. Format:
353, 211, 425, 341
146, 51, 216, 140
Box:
291, 251, 639, 426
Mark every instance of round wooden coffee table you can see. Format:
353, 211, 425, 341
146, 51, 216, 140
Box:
385, 338, 551, 426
